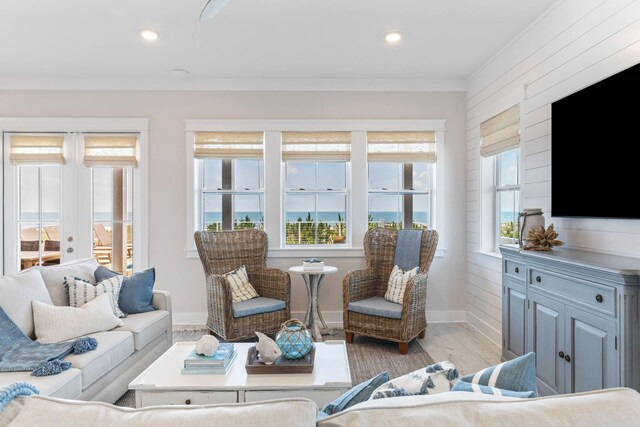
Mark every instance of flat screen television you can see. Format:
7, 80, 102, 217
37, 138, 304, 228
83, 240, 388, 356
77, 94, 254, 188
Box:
551, 62, 640, 219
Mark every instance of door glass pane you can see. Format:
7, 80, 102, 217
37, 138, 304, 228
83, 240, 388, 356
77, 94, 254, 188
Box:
285, 194, 316, 244
286, 162, 316, 190
318, 193, 347, 244
203, 193, 222, 231
19, 166, 39, 222
368, 194, 402, 229
93, 168, 113, 221
233, 194, 264, 230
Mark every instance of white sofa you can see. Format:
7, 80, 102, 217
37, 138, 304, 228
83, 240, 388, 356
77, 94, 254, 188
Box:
0, 259, 172, 404
1, 388, 640, 427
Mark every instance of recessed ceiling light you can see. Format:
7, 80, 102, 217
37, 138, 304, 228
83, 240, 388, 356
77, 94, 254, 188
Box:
385, 31, 402, 44
140, 29, 159, 41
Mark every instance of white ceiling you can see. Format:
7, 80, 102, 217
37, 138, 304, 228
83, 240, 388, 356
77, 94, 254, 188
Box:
0, 0, 556, 90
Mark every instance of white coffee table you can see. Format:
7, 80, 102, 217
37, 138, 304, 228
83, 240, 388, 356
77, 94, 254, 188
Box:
129, 341, 352, 408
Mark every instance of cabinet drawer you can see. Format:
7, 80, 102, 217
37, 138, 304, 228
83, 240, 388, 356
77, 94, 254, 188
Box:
139, 390, 238, 407
529, 269, 615, 316
504, 259, 525, 282
243, 389, 343, 407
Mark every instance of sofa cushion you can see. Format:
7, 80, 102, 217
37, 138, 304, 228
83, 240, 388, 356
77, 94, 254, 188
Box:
232, 297, 286, 318
95, 267, 158, 314
64, 331, 134, 390
0, 269, 52, 338
113, 310, 171, 350
0, 369, 82, 400
348, 296, 402, 319
2, 395, 318, 427
318, 389, 640, 426
32, 294, 124, 344
35, 258, 100, 306
451, 352, 538, 398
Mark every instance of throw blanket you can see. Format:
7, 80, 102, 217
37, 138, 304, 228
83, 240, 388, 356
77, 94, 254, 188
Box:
394, 230, 423, 271
0, 382, 39, 411
0, 307, 97, 377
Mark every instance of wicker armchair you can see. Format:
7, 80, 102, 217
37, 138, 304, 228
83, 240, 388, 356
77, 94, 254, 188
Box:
194, 229, 291, 341
343, 227, 438, 354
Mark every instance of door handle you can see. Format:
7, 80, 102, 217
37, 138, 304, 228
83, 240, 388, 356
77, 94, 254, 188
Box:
558, 351, 565, 359
66, 248, 74, 253
564, 354, 571, 363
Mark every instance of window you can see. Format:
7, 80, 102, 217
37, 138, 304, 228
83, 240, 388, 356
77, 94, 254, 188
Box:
282, 132, 350, 245
479, 104, 521, 248
194, 132, 264, 231
496, 149, 520, 245
367, 131, 436, 230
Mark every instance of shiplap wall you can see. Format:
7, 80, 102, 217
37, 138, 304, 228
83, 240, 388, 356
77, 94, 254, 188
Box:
466, 0, 640, 345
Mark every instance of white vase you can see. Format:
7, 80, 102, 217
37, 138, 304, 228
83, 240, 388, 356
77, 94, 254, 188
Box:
519, 208, 545, 247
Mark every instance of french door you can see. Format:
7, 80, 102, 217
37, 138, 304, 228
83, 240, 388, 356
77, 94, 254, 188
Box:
1, 121, 147, 276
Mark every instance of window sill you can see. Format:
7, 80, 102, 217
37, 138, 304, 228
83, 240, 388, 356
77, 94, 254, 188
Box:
474, 249, 502, 260
186, 247, 445, 259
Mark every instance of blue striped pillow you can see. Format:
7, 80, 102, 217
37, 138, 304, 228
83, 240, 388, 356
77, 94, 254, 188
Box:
318, 371, 390, 419
451, 352, 537, 398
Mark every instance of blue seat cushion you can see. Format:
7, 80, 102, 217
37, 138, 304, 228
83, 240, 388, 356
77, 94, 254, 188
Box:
232, 297, 286, 318
348, 296, 402, 320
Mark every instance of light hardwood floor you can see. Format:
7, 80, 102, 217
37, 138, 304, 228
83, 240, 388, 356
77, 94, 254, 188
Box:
418, 323, 501, 376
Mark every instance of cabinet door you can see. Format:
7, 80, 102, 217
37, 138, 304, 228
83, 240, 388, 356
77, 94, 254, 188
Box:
502, 278, 526, 360
566, 307, 619, 393
528, 291, 565, 395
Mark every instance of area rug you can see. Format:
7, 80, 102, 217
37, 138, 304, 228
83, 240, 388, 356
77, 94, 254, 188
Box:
114, 329, 434, 407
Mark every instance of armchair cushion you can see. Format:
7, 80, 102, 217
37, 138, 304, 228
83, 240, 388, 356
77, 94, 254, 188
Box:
384, 265, 419, 304
348, 296, 402, 320
225, 266, 259, 302
232, 297, 286, 318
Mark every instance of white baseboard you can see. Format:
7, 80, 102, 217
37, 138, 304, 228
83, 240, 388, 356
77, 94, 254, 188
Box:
172, 310, 468, 330
466, 311, 501, 346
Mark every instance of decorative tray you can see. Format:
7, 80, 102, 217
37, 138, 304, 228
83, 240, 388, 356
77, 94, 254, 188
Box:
245, 345, 315, 374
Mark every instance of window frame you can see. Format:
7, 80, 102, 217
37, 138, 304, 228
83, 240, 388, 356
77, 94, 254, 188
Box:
185, 120, 446, 259
494, 148, 520, 248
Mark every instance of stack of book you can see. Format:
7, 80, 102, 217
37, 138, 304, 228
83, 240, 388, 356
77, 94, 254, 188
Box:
302, 258, 324, 271
181, 343, 237, 375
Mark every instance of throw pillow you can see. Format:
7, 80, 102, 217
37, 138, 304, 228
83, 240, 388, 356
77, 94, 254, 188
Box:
319, 371, 390, 419
370, 361, 458, 400
32, 294, 123, 344
384, 265, 420, 304
94, 266, 157, 314
35, 258, 100, 306
225, 266, 259, 302
65, 275, 126, 318
451, 352, 538, 398
0, 269, 53, 339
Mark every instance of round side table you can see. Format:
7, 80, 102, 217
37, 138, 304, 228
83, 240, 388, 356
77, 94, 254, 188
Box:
288, 265, 338, 342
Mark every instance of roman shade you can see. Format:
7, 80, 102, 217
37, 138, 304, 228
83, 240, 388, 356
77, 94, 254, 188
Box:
480, 104, 520, 157
282, 132, 351, 161
367, 131, 436, 163
84, 135, 138, 167
9, 135, 65, 165
194, 132, 263, 159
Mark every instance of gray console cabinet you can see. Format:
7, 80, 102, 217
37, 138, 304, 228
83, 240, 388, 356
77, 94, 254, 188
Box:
500, 245, 640, 395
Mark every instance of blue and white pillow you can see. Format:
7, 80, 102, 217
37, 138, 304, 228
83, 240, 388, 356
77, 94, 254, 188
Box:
451, 352, 537, 398
318, 371, 390, 419
370, 361, 458, 400
65, 275, 126, 318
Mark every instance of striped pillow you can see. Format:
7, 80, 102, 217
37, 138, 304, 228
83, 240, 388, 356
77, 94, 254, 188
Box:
384, 265, 420, 304
370, 361, 458, 400
225, 266, 259, 302
65, 275, 126, 318
451, 352, 537, 398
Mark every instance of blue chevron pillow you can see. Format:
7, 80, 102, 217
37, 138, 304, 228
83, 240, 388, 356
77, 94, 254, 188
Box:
451, 352, 537, 398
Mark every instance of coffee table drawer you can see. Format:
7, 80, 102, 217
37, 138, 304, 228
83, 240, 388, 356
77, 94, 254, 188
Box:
244, 389, 344, 407
139, 390, 238, 407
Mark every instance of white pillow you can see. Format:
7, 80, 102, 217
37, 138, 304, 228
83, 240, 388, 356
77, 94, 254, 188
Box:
33, 294, 123, 343
370, 361, 458, 400
0, 269, 53, 338
224, 265, 259, 302
35, 258, 100, 306
384, 265, 420, 304
65, 275, 126, 318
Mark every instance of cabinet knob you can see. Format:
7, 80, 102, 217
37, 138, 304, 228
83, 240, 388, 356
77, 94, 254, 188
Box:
514, 267, 520, 273
536, 276, 542, 283
558, 351, 565, 359
185, 399, 191, 405
564, 354, 571, 363
596, 294, 603, 303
